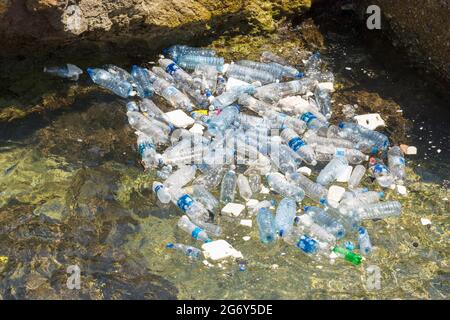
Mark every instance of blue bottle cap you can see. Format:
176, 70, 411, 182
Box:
86, 68, 95, 77
338, 122, 345, 129
204, 238, 212, 243
296, 72, 305, 78
166, 243, 174, 249
303, 206, 311, 211
162, 47, 169, 55
319, 198, 328, 205
279, 230, 285, 237
371, 147, 378, 154
358, 227, 366, 234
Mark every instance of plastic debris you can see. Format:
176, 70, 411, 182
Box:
354, 113, 386, 130
221, 203, 246, 217
201, 240, 243, 261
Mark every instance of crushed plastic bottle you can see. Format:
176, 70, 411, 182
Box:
44, 63, 83, 80
87, 68, 135, 98
388, 146, 406, 183
316, 157, 349, 186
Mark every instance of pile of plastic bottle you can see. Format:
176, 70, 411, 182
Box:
47, 45, 407, 267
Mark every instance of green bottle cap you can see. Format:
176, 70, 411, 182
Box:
333, 246, 362, 266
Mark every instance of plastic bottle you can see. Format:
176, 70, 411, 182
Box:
339, 191, 383, 212
136, 132, 163, 168
127, 111, 170, 144
303, 131, 355, 149
316, 157, 349, 186
339, 122, 389, 152
314, 86, 332, 119
304, 206, 346, 239
237, 174, 253, 200
171, 188, 210, 222
158, 58, 193, 84
137, 99, 172, 126
152, 181, 171, 204
332, 246, 362, 265
248, 173, 262, 193
164, 165, 197, 189
358, 227, 372, 255
281, 128, 317, 166
177, 55, 224, 72
87, 68, 135, 98
103, 64, 135, 83
348, 164, 366, 189
238, 94, 273, 115
192, 184, 219, 213
370, 162, 395, 188
130, 65, 155, 98
44, 63, 83, 80
212, 86, 256, 108
256, 207, 277, 244
266, 172, 305, 202
237, 60, 303, 79
151, 66, 175, 83
388, 146, 406, 183
192, 64, 218, 93
314, 145, 368, 164
206, 105, 240, 135
193, 165, 228, 188
299, 112, 328, 131
152, 76, 194, 112
353, 201, 402, 220
177, 215, 211, 242
295, 215, 336, 244
323, 205, 359, 232
286, 172, 328, 205
261, 110, 307, 135
220, 167, 237, 204
163, 45, 216, 62
260, 51, 288, 65
225, 63, 276, 84
275, 198, 297, 236
157, 165, 172, 180
166, 243, 202, 259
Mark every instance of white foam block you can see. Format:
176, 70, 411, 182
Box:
406, 146, 417, 155
246, 199, 259, 210
298, 166, 312, 176
354, 113, 385, 130
420, 218, 431, 226
189, 123, 204, 134
317, 82, 335, 92
202, 240, 243, 261
240, 219, 252, 228
221, 203, 246, 217
164, 109, 195, 128
242, 236, 251, 241
336, 165, 353, 183
327, 185, 346, 207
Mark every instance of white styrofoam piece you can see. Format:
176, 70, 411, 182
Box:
164, 109, 195, 128
260, 186, 270, 194
298, 166, 312, 176
201, 240, 243, 261
406, 146, 417, 155
221, 203, 246, 217
354, 113, 385, 130
420, 218, 432, 226
189, 123, 204, 134
225, 77, 251, 92
396, 185, 408, 196
336, 165, 353, 183
242, 236, 251, 241
327, 185, 346, 207
245, 199, 259, 210
317, 82, 335, 92
240, 219, 253, 228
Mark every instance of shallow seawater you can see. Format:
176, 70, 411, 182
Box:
0, 17, 449, 299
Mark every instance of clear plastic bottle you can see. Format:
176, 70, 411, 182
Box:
298, 112, 328, 131
206, 105, 240, 135
151, 66, 175, 83
87, 68, 135, 98
176, 81, 210, 108
177, 55, 224, 72
166, 243, 202, 259
316, 157, 349, 186
212, 86, 256, 108
103, 64, 135, 83
158, 58, 193, 84
171, 189, 210, 222
294, 215, 336, 244
281, 128, 317, 166
152, 181, 172, 204
260, 51, 288, 65
248, 173, 262, 193
163, 45, 216, 62
348, 164, 366, 189
353, 201, 402, 220
338, 122, 389, 152
44, 63, 83, 80
275, 198, 297, 236
303, 131, 355, 149
136, 132, 163, 168
266, 172, 305, 202
339, 191, 383, 213
238, 94, 273, 114
193, 165, 228, 188
261, 110, 307, 135
192, 64, 218, 93
127, 111, 171, 143
237, 60, 303, 79
130, 65, 155, 98
237, 174, 253, 200
388, 146, 406, 183
192, 184, 219, 212
358, 227, 372, 255
304, 206, 346, 239
164, 165, 197, 189
177, 215, 211, 242
152, 76, 194, 112
138, 99, 172, 126
256, 207, 277, 244
220, 167, 238, 204
286, 172, 328, 205
225, 63, 276, 84
314, 86, 332, 119
370, 162, 396, 188
314, 145, 368, 164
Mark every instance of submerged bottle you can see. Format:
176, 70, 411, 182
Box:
275, 198, 297, 237
192, 184, 219, 213
281, 128, 317, 166
152, 181, 171, 204
266, 172, 305, 202
127, 111, 170, 144
225, 63, 276, 84
171, 188, 210, 222
44, 63, 83, 80
353, 201, 402, 220
316, 157, 349, 186
166, 243, 202, 259
177, 215, 211, 242
87, 68, 135, 98
136, 132, 163, 168
164, 165, 197, 189
388, 146, 406, 183
248, 173, 262, 193
163, 45, 216, 62
339, 122, 389, 152
256, 207, 277, 244
358, 227, 372, 256
220, 167, 238, 204
237, 174, 253, 200
304, 206, 346, 239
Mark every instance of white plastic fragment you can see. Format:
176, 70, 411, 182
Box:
354, 113, 386, 130
225, 77, 251, 91
395, 185, 408, 196
406, 146, 417, 155
260, 185, 270, 194
317, 82, 335, 92
245, 199, 259, 210
164, 109, 195, 128
201, 240, 243, 261
327, 185, 346, 207
242, 236, 251, 241
240, 219, 253, 228
189, 123, 204, 134
298, 166, 312, 176
221, 203, 245, 217
336, 165, 353, 183
420, 218, 432, 226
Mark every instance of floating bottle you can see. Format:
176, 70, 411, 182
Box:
298, 112, 328, 131
136, 132, 163, 168
348, 164, 366, 189
358, 227, 372, 256
316, 157, 348, 186
152, 181, 171, 204
163, 45, 216, 62
152, 76, 194, 112
171, 189, 210, 222
281, 128, 317, 165
164, 165, 197, 189
248, 173, 262, 193
256, 207, 277, 244
266, 172, 305, 202
87, 68, 135, 98
332, 246, 362, 266
225, 63, 276, 84
206, 105, 240, 135
44, 63, 83, 80
192, 184, 219, 213
212, 86, 256, 108
177, 55, 224, 72
177, 215, 211, 242
158, 58, 193, 84
275, 198, 297, 236
353, 201, 402, 220
130, 65, 155, 98
237, 174, 253, 200
127, 111, 170, 144
166, 243, 202, 259
304, 206, 346, 239
388, 146, 406, 183
220, 167, 237, 204
286, 172, 328, 205
314, 145, 368, 164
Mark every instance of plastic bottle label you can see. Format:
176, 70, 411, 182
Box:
177, 194, 194, 212
154, 184, 163, 193
288, 137, 306, 152
300, 112, 317, 125
138, 142, 154, 156
335, 148, 346, 157
191, 227, 202, 240
392, 156, 405, 166
373, 164, 387, 174
164, 86, 178, 96
297, 235, 318, 254
166, 63, 180, 75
